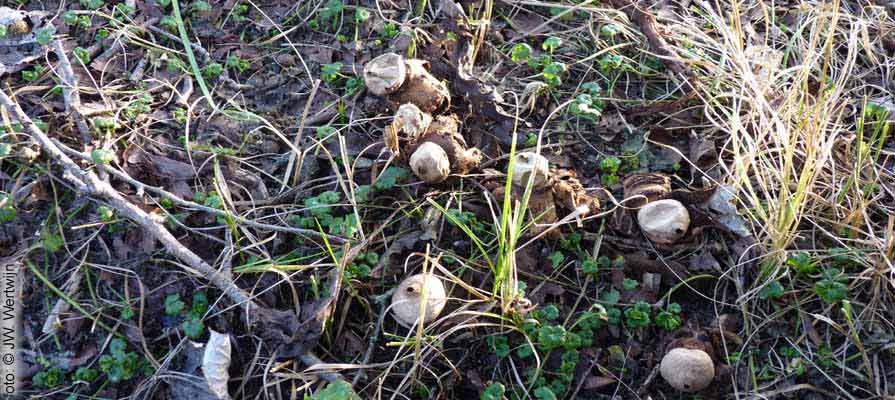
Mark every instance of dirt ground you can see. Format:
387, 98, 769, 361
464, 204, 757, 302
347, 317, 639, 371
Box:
2, 0, 895, 399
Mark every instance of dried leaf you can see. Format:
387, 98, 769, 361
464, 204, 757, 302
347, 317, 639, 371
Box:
202, 330, 232, 400
707, 186, 751, 237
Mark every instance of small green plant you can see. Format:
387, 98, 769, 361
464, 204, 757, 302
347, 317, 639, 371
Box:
382, 22, 399, 39
98, 205, 114, 222
598, 54, 625, 74
542, 61, 566, 87
190, 0, 212, 13
36, 28, 54, 45
63, 11, 92, 29
600, 24, 621, 38
33, 367, 64, 388
354, 7, 370, 24
226, 55, 251, 74
164, 293, 186, 316
160, 15, 178, 32
0, 195, 16, 223
182, 292, 207, 339
536, 324, 567, 351
74, 367, 99, 382
91, 148, 116, 165
533, 386, 557, 400
481, 382, 506, 400
655, 303, 682, 331
815, 268, 848, 304
99, 338, 141, 383
22, 65, 45, 82
624, 301, 651, 328
487, 335, 510, 358
123, 94, 153, 120
79, 0, 104, 10
345, 252, 378, 279
548, 251, 565, 268
231, 3, 250, 22
759, 280, 784, 300
599, 156, 621, 186
786, 251, 816, 275
316, 0, 344, 31
202, 62, 223, 79
510, 43, 533, 63
541, 36, 562, 53
309, 379, 360, 400
321, 62, 343, 85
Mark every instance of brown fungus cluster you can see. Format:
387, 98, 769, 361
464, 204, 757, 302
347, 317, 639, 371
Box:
489, 152, 600, 239
368, 53, 482, 184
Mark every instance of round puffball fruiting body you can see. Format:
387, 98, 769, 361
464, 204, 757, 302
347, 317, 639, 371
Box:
637, 199, 690, 244
410, 141, 451, 184
391, 274, 447, 328
393, 103, 431, 139
511, 152, 550, 189
363, 52, 407, 96
659, 348, 715, 392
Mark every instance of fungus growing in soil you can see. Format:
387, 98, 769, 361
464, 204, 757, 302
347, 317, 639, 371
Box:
392, 103, 431, 140
405, 114, 482, 183
363, 52, 406, 96
488, 157, 600, 239
390, 273, 447, 328
659, 347, 715, 392
410, 141, 451, 183
637, 199, 690, 244
511, 152, 550, 189
363, 52, 450, 112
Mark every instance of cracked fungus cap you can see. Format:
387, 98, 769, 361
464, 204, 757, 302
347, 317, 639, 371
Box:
363, 52, 407, 96
390, 273, 447, 328
660, 347, 715, 392
636, 199, 690, 244
511, 152, 550, 189
410, 141, 450, 183
392, 103, 431, 139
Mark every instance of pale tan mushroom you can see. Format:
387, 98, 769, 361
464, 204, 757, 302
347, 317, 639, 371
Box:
636, 199, 690, 244
410, 141, 451, 184
510, 152, 550, 189
390, 273, 447, 328
392, 103, 431, 140
659, 347, 715, 392
363, 52, 407, 96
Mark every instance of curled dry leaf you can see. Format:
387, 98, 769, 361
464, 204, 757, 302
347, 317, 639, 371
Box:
202, 330, 232, 400
622, 172, 670, 207
550, 169, 600, 214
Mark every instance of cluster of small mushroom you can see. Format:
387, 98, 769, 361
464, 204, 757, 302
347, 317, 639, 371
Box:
623, 173, 691, 244
364, 52, 481, 183
488, 152, 600, 238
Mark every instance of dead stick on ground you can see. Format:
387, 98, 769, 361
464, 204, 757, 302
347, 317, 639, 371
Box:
0, 90, 257, 312
51, 40, 92, 144
609, 0, 698, 86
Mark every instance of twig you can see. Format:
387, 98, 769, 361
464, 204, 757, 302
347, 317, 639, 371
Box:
51, 40, 91, 144
0, 89, 257, 312
50, 139, 348, 244
608, 0, 697, 85
352, 288, 395, 386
